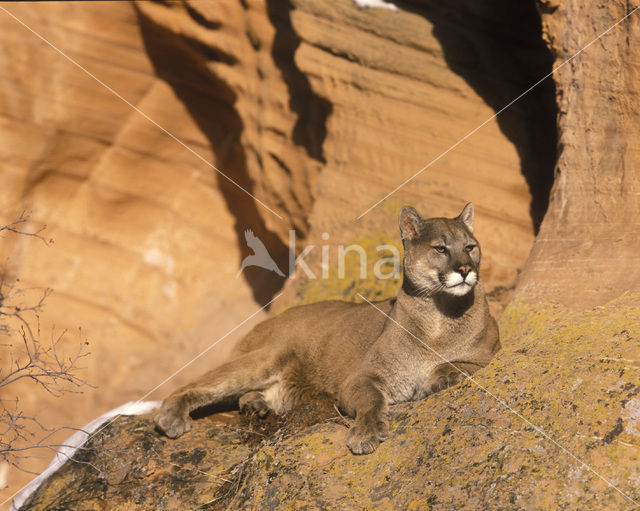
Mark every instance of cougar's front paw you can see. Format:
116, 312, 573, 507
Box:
346, 418, 389, 455
154, 406, 192, 438
427, 370, 461, 395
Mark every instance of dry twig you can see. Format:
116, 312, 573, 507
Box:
0, 214, 92, 473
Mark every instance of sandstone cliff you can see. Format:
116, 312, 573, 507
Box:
3, 0, 639, 508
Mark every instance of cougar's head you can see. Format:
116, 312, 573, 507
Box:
399, 203, 480, 297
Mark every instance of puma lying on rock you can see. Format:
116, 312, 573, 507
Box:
155, 204, 500, 454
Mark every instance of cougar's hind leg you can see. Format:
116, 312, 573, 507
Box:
155, 348, 280, 438
239, 391, 270, 418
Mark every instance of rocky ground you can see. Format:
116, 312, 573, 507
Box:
21, 294, 640, 509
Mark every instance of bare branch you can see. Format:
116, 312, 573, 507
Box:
0, 215, 92, 473
0, 211, 53, 246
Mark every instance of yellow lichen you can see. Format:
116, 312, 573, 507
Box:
294, 233, 403, 305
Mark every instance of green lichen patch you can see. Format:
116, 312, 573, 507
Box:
224, 293, 640, 509
293, 233, 403, 305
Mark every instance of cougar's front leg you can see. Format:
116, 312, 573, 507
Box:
155, 349, 277, 438
338, 375, 389, 455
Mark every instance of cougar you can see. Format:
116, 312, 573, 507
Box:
155, 204, 500, 454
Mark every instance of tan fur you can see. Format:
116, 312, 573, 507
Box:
155, 204, 500, 454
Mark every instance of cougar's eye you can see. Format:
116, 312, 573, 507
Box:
433, 246, 446, 254
465, 245, 476, 252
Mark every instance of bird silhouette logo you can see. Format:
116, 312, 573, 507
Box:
237, 229, 286, 278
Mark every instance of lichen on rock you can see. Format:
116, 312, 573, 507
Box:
22, 294, 640, 510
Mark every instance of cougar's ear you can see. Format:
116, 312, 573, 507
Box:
399, 206, 424, 241
456, 203, 474, 232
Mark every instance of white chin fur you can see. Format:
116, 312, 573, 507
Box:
445, 283, 473, 296
444, 271, 477, 296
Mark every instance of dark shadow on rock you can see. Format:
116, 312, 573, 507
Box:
135, 6, 289, 306
399, 0, 558, 233
190, 401, 238, 420
265, 0, 333, 163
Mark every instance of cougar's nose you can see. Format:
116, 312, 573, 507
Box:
457, 265, 472, 277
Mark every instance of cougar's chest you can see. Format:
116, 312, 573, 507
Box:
405, 318, 479, 401
421, 312, 475, 354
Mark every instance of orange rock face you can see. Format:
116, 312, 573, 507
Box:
0, 2, 269, 496
0, 0, 556, 501
516, 0, 640, 307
